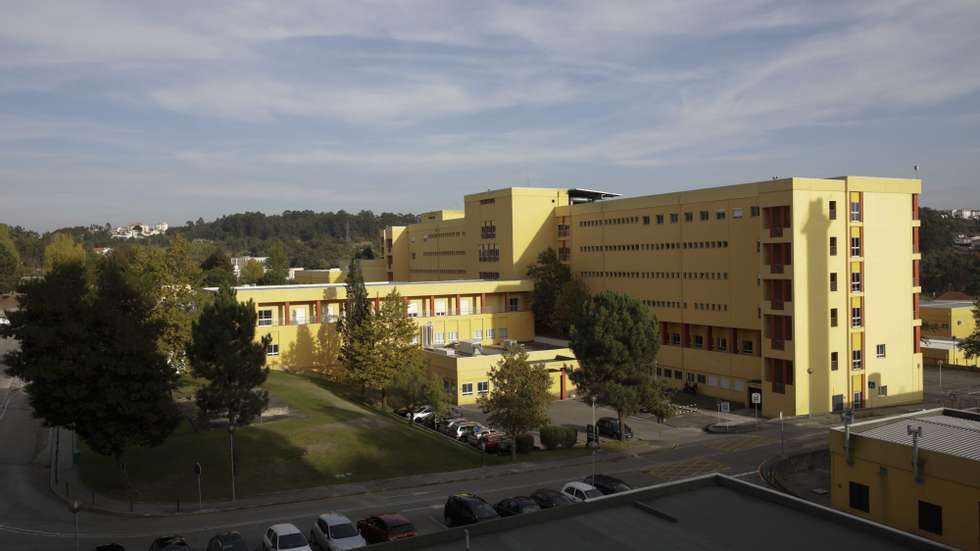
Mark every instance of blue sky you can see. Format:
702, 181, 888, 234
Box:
2, 1, 979, 231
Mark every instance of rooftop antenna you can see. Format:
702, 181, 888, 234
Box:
913, 164, 920, 180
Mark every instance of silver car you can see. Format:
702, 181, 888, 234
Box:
310, 512, 366, 551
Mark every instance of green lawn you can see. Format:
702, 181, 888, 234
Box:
80, 371, 481, 502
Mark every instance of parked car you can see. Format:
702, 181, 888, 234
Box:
584, 474, 632, 495
483, 432, 513, 455
95, 545, 125, 551
411, 405, 436, 423
452, 422, 482, 440
596, 417, 633, 440
437, 417, 466, 434
148, 536, 191, 551
444, 493, 500, 526
0, 313, 9, 325
560, 481, 603, 503
530, 488, 575, 509
310, 512, 366, 551
262, 524, 312, 551
356, 514, 416, 544
206, 532, 248, 551
465, 428, 497, 448
493, 496, 542, 517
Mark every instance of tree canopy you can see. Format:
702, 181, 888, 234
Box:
478, 343, 552, 459
526, 247, 573, 335
43, 232, 86, 271
0, 224, 20, 292
569, 291, 673, 439
338, 258, 374, 391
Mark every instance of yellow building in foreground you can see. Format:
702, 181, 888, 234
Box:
920, 300, 980, 369
226, 279, 575, 404
382, 177, 924, 416
829, 408, 980, 550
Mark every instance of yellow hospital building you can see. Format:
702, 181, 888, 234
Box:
231, 176, 923, 416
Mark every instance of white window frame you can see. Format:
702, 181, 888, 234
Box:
434, 332, 445, 345
447, 331, 458, 343
477, 381, 489, 394
291, 307, 307, 325
876, 344, 886, 358
266, 343, 280, 357
732, 208, 744, 219
487, 328, 496, 339
459, 298, 473, 315
434, 299, 448, 316
461, 383, 474, 396
257, 310, 273, 326
407, 302, 419, 318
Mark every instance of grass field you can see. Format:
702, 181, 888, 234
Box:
80, 371, 482, 502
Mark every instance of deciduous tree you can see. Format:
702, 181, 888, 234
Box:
389, 354, 446, 418
43, 232, 86, 271
478, 344, 551, 460
260, 242, 289, 285
239, 259, 265, 285
361, 290, 418, 408
526, 248, 572, 335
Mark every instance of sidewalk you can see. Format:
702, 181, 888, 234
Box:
49, 427, 672, 518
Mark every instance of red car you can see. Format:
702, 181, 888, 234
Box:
356, 514, 416, 543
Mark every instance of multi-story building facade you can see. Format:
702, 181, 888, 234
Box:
382, 177, 923, 417
920, 299, 980, 369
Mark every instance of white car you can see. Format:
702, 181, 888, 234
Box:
310, 513, 366, 551
0, 313, 9, 326
263, 523, 312, 551
411, 405, 436, 422
561, 481, 603, 503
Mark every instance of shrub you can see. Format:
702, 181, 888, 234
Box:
539, 425, 563, 450
515, 433, 534, 454
561, 426, 578, 449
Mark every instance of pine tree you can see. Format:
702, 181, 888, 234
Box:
361, 290, 418, 408
526, 247, 573, 335
338, 258, 373, 392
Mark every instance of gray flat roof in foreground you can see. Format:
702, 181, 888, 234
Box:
377, 475, 952, 551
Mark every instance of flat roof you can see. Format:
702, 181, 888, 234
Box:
568, 188, 621, 202
205, 278, 528, 292
389, 475, 950, 550
920, 300, 975, 309
844, 408, 980, 462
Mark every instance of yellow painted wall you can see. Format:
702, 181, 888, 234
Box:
426, 348, 579, 405
922, 344, 980, 369
922, 304, 977, 339
294, 269, 345, 284
829, 429, 980, 550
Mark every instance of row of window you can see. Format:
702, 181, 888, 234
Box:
480, 223, 496, 239
478, 247, 500, 262
427, 327, 509, 345
667, 333, 754, 354
694, 303, 729, 312
641, 299, 683, 309
828, 345, 886, 372
424, 231, 462, 240
829, 307, 863, 328
579, 240, 731, 253
657, 367, 747, 390
409, 268, 467, 274
422, 250, 466, 256
580, 270, 729, 280
579, 215, 641, 227
461, 381, 490, 396
829, 272, 862, 292
576, 207, 759, 229
848, 482, 941, 535
479, 271, 500, 280
827, 236, 863, 257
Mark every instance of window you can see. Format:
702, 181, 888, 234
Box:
717, 337, 727, 351
656, 367, 662, 376
292, 308, 307, 325
481, 223, 496, 239
852, 349, 862, 370
656, 214, 664, 224
266, 343, 279, 357
663, 369, 672, 378
669, 213, 679, 223
671, 333, 681, 345
643, 215, 650, 225
849, 482, 870, 512
258, 310, 273, 326
685, 212, 694, 222
498, 328, 508, 339
473, 329, 483, 339
830, 273, 838, 291
850, 201, 861, 221
693, 335, 704, 348
434, 332, 445, 344
850, 237, 861, 256
699, 210, 709, 221
447, 331, 458, 342
461, 383, 474, 396
741, 340, 753, 354
716, 209, 726, 220
459, 299, 473, 315
831, 352, 839, 371
407, 302, 419, 317
917, 501, 942, 535
832, 394, 844, 412
508, 297, 520, 312
878, 385, 887, 396
697, 374, 707, 384
829, 200, 837, 220
851, 272, 861, 292
674, 370, 683, 380
732, 208, 743, 219
831, 308, 838, 327
876, 344, 886, 358
851, 307, 862, 327
830, 237, 838, 256
751, 206, 760, 217
477, 381, 489, 394
687, 373, 695, 382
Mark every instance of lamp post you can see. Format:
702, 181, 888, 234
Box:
938, 360, 943, 392
68, 499, 80, 551
228, 426, 237, 502
591, 397, 597, 481
194, 462, 203, 510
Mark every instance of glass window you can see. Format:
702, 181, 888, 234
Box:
434, 332, 445, 344
508, 297, 519, 312
831, 352, 838, 371
876, 344, 886, 358
830, 272, 837, 291
852, 349, 862, 370
851, 272, 861, 292
685, 212, 693, 222
742, 340, 753, 354
751, 206, 760, 217
642, 215, 650, 225
850, 201, 861, 221
716, 209, 726, 220
849, 482, 870, 512
918, 501, 942, 535
669, 213, 679, 223
473, 329, 483, 339
850, 237, 861, 256
477, 381, 489, 394
830, 237, 838, 256
831, 308, 838, 327
266, 343, 279, 357
461, 383, 473, 396
674, 370, 683, 380
498, 328, 508, 339
732, 208, 744, 219
257, 310, 273, 326
656, 214, 664, 224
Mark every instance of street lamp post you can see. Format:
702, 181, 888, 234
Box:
591, 397, 597, 481
938, 360, 943, 392
228, 426, 237, 502
68, 499, 80, 551
194, 462, 203, 510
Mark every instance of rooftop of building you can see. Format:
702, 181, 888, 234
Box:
383, 474, 950, 551
920, 299, 976, 309
837, 408, 980, 462
424, 338, 572, 358
207, 278, 530, 293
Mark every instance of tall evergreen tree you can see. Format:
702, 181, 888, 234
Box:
0, 224, 20, 292
359, 290, 418, 408
338, 257, 373, 390
570, 291, 673, 440
76, 253, 182, 466
478, 344, 552, 460
1, 261, 92, 430
526, 247, 572, 334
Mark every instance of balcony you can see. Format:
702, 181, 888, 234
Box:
764, 338, 794, 358
761, 264, 793, 279
763, 300, 793, 315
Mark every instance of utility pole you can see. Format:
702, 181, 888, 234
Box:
591, 397, 597, 481
938, 360, 943, 392
68, 499, 80, 551
194, 462, 203, 510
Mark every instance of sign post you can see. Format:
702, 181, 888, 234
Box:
194, 462, 203, 510
68, 499, 81, 551
751, 392, 761, 418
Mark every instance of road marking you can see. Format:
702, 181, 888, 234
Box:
731, 471, 757, 478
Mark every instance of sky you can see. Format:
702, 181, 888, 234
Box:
2, 1, 979, 231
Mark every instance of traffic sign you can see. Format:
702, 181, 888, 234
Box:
751, 392, 761, 405
720, 401, 731, 413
